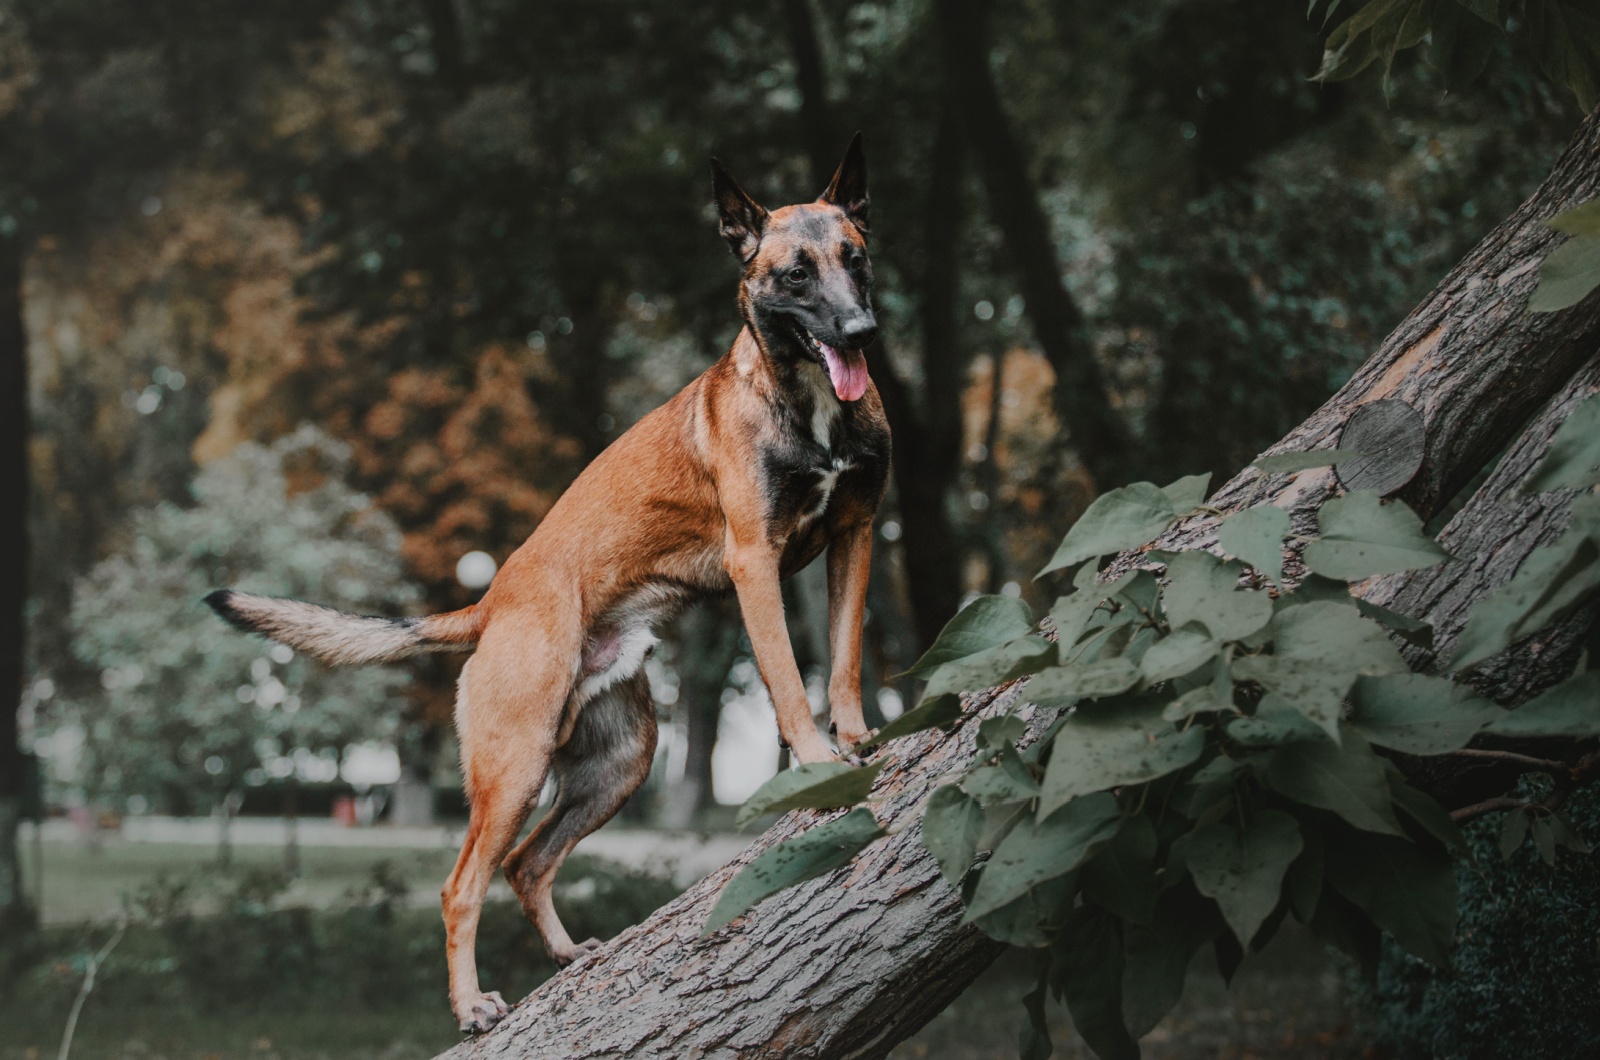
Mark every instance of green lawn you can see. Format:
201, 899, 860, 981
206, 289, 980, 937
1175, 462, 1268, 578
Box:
6, 837, 1364, 1060
20, 835, 461, 925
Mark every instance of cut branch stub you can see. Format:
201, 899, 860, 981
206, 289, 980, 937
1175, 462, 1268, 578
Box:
1336, 399, 1426, 496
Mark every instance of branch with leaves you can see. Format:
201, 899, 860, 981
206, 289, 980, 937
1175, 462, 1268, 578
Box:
708, 389, 1600, 1059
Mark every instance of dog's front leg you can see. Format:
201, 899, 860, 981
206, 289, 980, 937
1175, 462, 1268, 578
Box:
724, 532, 836, 765
825, 519, 873, 750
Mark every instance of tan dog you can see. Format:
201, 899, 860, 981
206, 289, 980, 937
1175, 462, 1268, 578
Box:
206, 134, 890, 1033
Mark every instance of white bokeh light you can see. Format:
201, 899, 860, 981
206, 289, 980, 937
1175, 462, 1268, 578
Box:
456, 550, 498, 590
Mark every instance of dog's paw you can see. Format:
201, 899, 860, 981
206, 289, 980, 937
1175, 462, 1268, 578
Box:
553, 937, 604, 967
456, 991, 509, 1035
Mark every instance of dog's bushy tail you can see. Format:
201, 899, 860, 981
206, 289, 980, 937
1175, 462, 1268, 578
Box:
204, 590, 481, 666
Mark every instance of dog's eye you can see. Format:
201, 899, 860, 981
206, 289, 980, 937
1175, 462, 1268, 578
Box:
786, 266, 807, 284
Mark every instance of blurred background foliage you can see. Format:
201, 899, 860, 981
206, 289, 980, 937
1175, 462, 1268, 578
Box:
2, 0, 1597, 1054
3, 0, 1582, 830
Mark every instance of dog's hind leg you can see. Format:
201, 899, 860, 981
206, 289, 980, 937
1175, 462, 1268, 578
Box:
441, 624, 575, 1034
503, 670, 657, 965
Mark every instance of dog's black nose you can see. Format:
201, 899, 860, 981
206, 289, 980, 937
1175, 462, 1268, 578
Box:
842, 319, 878, 349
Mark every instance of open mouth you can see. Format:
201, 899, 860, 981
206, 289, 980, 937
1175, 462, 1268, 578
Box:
796, 327, 870, 402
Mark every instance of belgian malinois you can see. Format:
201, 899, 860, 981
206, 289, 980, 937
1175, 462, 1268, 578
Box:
207, 134, 890, 1032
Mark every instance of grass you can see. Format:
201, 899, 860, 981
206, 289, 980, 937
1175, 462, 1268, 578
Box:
6, 836, 1367, 1060
19, 835, 462, 925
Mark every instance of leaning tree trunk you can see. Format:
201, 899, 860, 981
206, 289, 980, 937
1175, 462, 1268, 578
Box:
436, 110, 1600, 1060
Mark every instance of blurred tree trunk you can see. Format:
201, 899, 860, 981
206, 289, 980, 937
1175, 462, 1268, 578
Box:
0, 235, 30, 933
933, 0, 1131, 488
429, 109, 1600, 1060
781, 0, 970, 650
660, 601, 740, 830
781, 0, 837, 192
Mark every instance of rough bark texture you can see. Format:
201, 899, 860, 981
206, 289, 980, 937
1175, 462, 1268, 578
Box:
1103, 108, 1600, 577
1360, 353, 1600, 806
439, 685, 1029, 1060
438, 112, 1600, 1060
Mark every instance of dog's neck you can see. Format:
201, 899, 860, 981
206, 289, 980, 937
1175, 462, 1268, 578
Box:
728, 320, 843, 452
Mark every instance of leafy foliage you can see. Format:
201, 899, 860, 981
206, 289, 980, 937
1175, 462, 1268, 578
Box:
52, 427, 418, 814
1310, 0, 1600, 110
720, 425, 1600, 1056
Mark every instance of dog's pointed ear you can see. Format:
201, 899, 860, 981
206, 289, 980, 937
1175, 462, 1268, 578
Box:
710, 158, 768, 264
819, 131, 869, 233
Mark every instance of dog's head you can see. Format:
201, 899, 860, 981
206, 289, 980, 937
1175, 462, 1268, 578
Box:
711, 133, 876, 402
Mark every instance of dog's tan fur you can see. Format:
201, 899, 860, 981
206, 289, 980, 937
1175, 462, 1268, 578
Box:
208, 137, 890, 1033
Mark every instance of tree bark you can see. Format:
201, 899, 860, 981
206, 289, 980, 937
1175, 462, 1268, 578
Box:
0, 234, 30, 932
437, 683, 1028, 1060
933, 0, 1132, 487
1358, 353, 1600, 807
434, 110, 1600, 1060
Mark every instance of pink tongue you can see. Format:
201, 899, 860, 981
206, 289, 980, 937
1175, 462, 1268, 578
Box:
819, 344, 870, 401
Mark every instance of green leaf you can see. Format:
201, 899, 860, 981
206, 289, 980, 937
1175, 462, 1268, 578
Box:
1284, 827, 1325, 924
1164, 653, 1236, 720
1347, 673, 1505, 754
1387, 774, 1469, 855
964, 793, 1122, 920
1039, 476, 1207, 575
1303, 491, 1449, 581
963, 751, 1043, 807
1163, 551, 1274, 641
1226, 695, 1328, 746
1527, 0, 1600, 116
971, 872, 1077, 948
735, 760, 886, 826
1261, 731, 1407, 836
1027, 657, 1142, 707
1038, 698, 1207, 818
1499, 806, 1530, 858
978, 715, 1028, 751
855, 693, 964, 751
1529, 233, 1600, 312
1218, 505, 1290, 583
1427, 0, 1501, 89
1050, 906, 1140, 1060
1323, 829, 1458, 967
1548, 200, 1600, 236
923, 635, 1055, 699
702, 808, 884, 932
1140, 624, 1220, 686
1524, 392, 1600, 492
1121, 887, 1223, 1037
1082, 813, 1159, 927
1161, 472, 1213, 512
1451, 498, 1600, 669
1187, 810, 1305, 946
1484, 672, 1600, 736
1019, 962, 1053, 1060
922, 784, 984, 886
1251, 448, 1367, 473
1231, 601, 1408, 741
901, 595, 1033, 679
1353, 596, 1434, 649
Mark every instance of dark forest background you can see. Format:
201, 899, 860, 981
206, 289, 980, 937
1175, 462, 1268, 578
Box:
2, 0, 1581, 830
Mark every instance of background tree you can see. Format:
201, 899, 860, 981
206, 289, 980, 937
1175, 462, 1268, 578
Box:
59, 428, 417, 866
